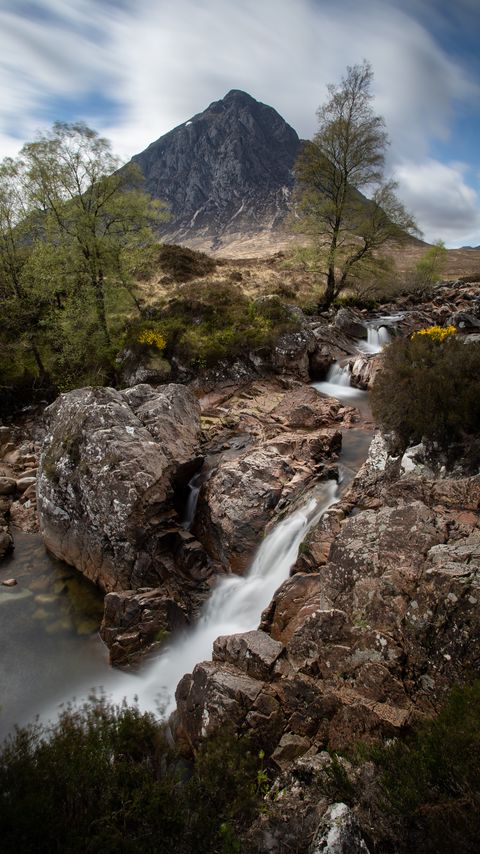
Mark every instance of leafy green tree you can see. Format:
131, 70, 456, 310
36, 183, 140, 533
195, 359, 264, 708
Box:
20, 122, 168, 343
413, 239, 447, 291
295, 61, 417, 308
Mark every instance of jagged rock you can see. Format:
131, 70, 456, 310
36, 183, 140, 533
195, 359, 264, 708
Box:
130, 90, 301, 248
174, 443, 480, 756
334, 309, 368, 340
349, 354, 382, 390
311, 802, 371, 854
213, 630, 284, 681
37, 383, 202, 592
101, 588, 189, 666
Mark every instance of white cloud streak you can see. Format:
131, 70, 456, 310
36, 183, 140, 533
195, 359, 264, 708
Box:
0, 0, 479, 245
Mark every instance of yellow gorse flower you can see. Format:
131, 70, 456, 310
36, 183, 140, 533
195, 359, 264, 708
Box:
412, 325, 457, 342
137, 330, 167, 350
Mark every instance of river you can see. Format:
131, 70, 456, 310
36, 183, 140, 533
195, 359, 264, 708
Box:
0, 377, 372, 737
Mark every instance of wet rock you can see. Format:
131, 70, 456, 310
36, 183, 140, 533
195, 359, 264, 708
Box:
37, 383, 202, 592
349, 354, 382, 390
101, 588, 189, 665
334, 309, 368, 340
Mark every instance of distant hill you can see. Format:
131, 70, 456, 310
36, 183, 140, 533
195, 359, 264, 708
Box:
130, 90, 301, 252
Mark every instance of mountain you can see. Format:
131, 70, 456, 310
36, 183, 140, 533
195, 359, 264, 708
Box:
130, 90, 301, 252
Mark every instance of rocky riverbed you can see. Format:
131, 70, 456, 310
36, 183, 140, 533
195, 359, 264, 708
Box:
1, 276, 480, 850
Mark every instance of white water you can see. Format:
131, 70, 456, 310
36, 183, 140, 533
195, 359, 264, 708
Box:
182, 473, 202, 530
314, 360, 366, 402
105, 480, 338, 716
357, 325, 391, 354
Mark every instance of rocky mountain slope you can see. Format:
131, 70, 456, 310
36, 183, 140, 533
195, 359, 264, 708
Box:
130, 90, 301, 251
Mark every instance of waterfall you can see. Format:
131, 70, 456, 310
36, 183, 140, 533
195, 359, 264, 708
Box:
326, 361, 352, 386
108, 480, 338, 716
182, 473, 202, 530
358, 325, 391, 354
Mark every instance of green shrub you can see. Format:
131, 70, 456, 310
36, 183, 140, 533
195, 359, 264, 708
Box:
0, 698, 267, 854
371, 333, 480, 461
143, 282, 299, 369
368, 681, 480, 853
158, 244, 217, 282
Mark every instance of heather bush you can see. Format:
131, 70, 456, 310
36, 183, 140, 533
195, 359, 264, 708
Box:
0, 697, 266, 854
371, 332, 480, 461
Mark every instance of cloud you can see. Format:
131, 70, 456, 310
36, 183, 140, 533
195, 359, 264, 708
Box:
0, 0, 479, 246
395, 158, 480, 246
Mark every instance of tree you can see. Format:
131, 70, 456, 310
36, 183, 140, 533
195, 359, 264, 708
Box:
413, 239, 447, 292
295, 61, 418, 308
20, 122, 168, 343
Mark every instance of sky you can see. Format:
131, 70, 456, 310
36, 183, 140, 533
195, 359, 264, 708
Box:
1, 0, 479, 247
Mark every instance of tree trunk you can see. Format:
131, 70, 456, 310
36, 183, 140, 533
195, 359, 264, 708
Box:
93, 269, 110, 344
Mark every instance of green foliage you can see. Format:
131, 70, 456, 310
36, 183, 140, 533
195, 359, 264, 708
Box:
0, 122, 167, 409
369, 681, 480, 853
158, 244, 217, 282
412, 240, 447, 292
0, 698, 267, 854
141, 283, 299, 369
371, 333, 480, 461
295, 61, 417, 308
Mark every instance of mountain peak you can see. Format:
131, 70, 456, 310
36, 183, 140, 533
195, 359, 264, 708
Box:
131, 91, 300, 250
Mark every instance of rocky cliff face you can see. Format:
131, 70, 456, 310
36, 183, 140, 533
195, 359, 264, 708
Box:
131, 90, 301, 249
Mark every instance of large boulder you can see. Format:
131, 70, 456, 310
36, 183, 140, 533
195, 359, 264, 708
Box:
37, 384, 202, 592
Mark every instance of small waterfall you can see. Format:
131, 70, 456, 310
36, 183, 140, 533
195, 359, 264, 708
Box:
109, 481, 338, 716
364, 325, 391, 353
326, 361, 352, 387
182, 473, 202, 530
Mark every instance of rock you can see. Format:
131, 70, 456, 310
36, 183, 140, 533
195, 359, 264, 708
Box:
447, 310, 480, 330
101, 588, 189, 665
1, 578, 17, 587
37, 384, 202, 592
269, 325, 317, 382
116, 347, 172, 388
15, 476, 36, 493
334, 309, 368, 340
0, 477, 16, 495
271, 733, 311, 768
311, 802, 371, 854
213, 630, 284, 681
349, 353, 382, 390
0, 529, 13, 560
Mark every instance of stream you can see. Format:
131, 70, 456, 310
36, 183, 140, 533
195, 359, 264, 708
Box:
0, 354, 374, 737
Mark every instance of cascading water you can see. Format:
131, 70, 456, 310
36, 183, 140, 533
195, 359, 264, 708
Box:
182, 472, 202, 530
313, 360, 365, 403
326, 361, 352, 387
108, 480, 339, 715
358, 325, 391, 354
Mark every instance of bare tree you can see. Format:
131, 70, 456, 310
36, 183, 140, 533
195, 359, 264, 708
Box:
295, 61, 418, 308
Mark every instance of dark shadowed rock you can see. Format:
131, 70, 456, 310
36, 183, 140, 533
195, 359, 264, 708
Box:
334, 309, 368, 340
101, 588, 189, 666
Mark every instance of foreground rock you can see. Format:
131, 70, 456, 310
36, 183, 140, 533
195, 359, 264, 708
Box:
37, 383, 203, 593
173, 433, 480, 762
